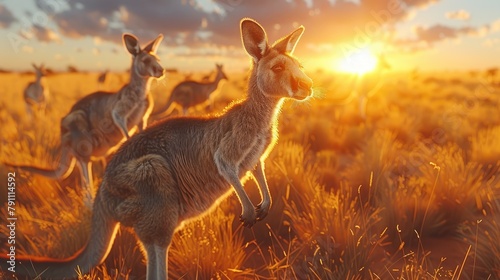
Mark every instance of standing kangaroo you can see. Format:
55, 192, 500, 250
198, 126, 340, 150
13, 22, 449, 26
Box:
0, 18, 313, 280
24, 63, 50, 117
5, 33, 164, 208
151, 63, 228, 118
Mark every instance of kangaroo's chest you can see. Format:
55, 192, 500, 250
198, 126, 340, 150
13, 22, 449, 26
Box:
86, 93, 148, 154
111, 88, 150, 129
239, 130, 273, 173
126, 95, 150, 125
25, 84, 45, 102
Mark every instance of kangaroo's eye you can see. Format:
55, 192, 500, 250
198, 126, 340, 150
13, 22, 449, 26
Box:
143, 57, 152, 65
272, 64, 284, 73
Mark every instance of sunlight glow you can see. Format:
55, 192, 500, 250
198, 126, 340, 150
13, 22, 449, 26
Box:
337, 48, 378, 75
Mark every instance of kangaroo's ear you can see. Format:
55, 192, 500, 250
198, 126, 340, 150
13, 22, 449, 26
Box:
241, 18, 268, 62
143, 34, 163, 54
272, 25, 305, 55
32, 63, 38, 70
123, 34, 140, 56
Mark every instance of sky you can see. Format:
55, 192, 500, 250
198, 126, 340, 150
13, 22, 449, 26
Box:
0, 0, 499, 72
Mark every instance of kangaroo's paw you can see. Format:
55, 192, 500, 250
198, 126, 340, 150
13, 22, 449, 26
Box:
239, 209, 257, 228
256, 202, 270, 221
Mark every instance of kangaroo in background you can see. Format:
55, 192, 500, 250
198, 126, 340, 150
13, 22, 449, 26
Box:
97, 70, 108, 84
0, 18, 313, 280
5, 33, 165, 208
151, 63, 228, 118
97, 69, 109, 89
24, 63, 50, 118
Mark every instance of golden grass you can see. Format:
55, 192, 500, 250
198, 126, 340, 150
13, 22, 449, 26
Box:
1, 70, 500, 279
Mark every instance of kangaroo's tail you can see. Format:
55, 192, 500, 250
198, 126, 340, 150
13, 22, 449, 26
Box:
150, 92, 176, 120
0, 191, 119, 279
4, 148, 76, 181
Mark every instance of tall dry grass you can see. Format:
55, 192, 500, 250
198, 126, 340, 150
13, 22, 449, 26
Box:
1, 70, 500, 279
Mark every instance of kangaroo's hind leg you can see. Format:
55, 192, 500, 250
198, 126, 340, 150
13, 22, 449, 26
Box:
135, 176, 178, 279
25, 101, 34, 121
112, 154, 180, 279
140, 233, 173, 280
64, 109, 96, 208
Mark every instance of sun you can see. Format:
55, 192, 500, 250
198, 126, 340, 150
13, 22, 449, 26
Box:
336, 48, 378, 75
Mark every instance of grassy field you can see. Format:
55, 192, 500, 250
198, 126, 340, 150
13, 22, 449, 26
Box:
0, 68, 499, 279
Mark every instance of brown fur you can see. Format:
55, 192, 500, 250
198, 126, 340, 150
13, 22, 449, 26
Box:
5, 34, 165, 208
97, 70, 108, 84
151, 63, 228, 117
24, 63, 50, 117
0, 18, 313, 280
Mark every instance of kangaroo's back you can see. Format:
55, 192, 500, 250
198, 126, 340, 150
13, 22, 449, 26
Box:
106, 115, 232, 217
70, 91, 116, 113
152, 64, 227, 117
71, 91, 126, 128
171, 80, 214, 107
63, 91, 127, 157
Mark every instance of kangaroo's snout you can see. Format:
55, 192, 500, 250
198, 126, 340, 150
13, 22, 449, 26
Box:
298, 78, 312, 91
151, 65, 165, 78
290, 76, 313, 99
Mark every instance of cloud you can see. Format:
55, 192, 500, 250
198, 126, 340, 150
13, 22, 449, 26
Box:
93, 36, 103, 45
18, 23, 62, 43
44, 0, 211, 45
165, 43, 243, 59
445, 9, 470, 21
31, 24, 62, 42
51, 8, 116, 40
401, 0, 438, 8
0, 4, 16, 28
415, 24, 470, 42
394, 23, 489, 51
35, 0, 444, 51
483, 38, 500, 47
490, 19, 500, 33
203, 0, 443, 49
22, 45, 34, 53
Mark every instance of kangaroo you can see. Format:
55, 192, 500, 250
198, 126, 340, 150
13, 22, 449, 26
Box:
24, 63, 50, 117
0, 18, 313, 280
151, 63, 228, 118
97, 69, 109, 89
5, 33, 165, 208
97, 70, 108, 84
